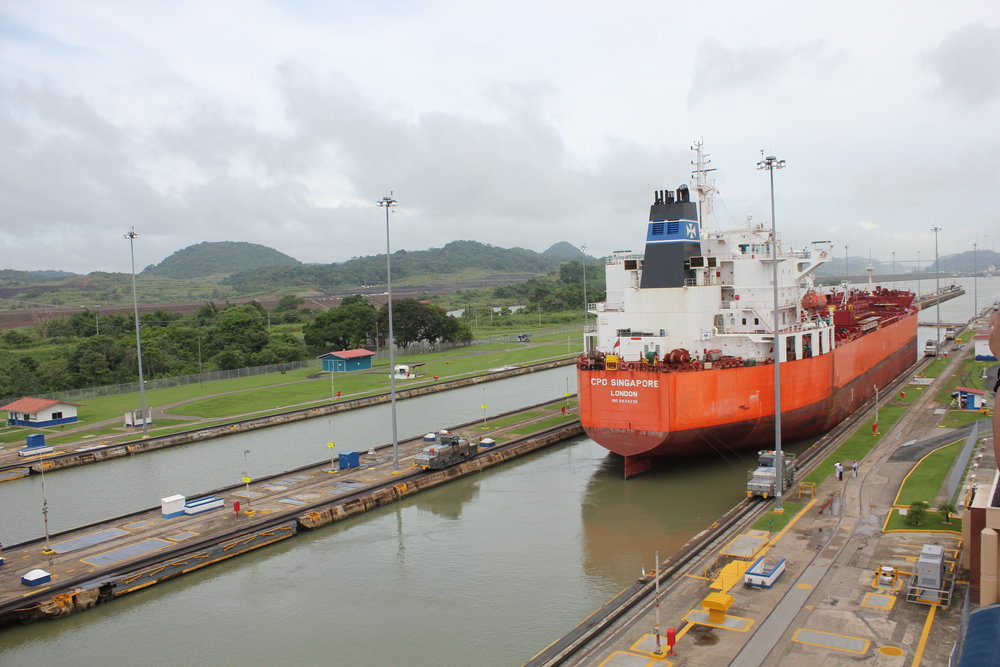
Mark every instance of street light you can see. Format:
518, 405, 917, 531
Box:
757, 153, 786, 513
844, 244, 849, 282
124, 228, 148, 438
932, 226, 942, 353
377, 193, 401, 474
973, 239, 978, 318
581, 244, 588, 353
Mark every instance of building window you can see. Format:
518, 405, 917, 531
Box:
51, 411, 63, 420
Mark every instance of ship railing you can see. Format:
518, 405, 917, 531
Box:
604, 253, 644, 265
591, 301, 624, 313
683, 275, 730, 287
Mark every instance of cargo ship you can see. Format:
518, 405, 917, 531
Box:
577, 148, 918, 477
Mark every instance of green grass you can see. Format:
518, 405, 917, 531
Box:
940, 412, 991, 428
751, 500, 804, 532
884, 509, 962, 533
920, 358, 949, 378
894, 441, 961, 507
802, 405, 907, 487
484, 411, 544, 429
508, 413, 579, 434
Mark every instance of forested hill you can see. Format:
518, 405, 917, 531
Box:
222, 240, 586, 292
0, 269, 78, 285
143, 241, 302, 278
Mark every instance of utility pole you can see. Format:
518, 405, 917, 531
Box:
757, 152, 786, 513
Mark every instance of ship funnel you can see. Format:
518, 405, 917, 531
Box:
642, 186, 701, 289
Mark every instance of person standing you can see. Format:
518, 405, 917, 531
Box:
835, 461, 843, 481
852, 460, 859, 478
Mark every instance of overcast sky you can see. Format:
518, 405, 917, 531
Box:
2, 1, 998, 274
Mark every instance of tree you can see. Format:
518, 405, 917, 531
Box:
274, 294, 305, 312
377, 299, 470, 348
303, 299, 376, 350
907, 501, 929, 526
938, 502, 957, 525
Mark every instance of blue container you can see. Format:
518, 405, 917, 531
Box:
26, 434, 46, 449
338, 451, 360, 470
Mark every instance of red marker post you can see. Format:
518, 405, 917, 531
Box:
233, 500, 241, 516
666, 627, 676, 656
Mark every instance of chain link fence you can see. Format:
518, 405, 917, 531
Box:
3, 324, 582, 406
20, 360, 315, 404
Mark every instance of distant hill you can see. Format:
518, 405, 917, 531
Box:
543, 241, 587, 261
222, 240, 585, 293
143, 241, 302, 279
0, 269, 79, 285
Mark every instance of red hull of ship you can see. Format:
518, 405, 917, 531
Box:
577, 312, 917, 466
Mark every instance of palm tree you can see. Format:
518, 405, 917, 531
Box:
908, 501, 929, 526
938, 502, 958, 525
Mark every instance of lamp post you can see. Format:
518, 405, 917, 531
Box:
844, 244, 849, 283
581, 244, 588, 353
891, 251, 895, 290
973, 239, 978, 318
124, 228, 148, 438
757, 153, 786, 512
378, 193, 400, 473
916, 250, 921, 299
932, 226, 942, 353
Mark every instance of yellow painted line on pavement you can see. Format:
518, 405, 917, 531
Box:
911, 603, 936, 666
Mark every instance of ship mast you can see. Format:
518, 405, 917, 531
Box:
690, 139, 717, 236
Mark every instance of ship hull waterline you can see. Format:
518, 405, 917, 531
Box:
578, 313, 917, 476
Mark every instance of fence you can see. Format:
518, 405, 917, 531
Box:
5, 323, 583, 405
22, 360, 315, 404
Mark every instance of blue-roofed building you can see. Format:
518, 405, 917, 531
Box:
318, 349, 376, 373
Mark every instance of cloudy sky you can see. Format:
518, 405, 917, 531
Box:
2, 1, 998, 274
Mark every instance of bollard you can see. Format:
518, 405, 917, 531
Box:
667, 627, 676, 656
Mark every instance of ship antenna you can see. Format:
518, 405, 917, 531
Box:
690, 138, 717, 237
866, 249, 875, 292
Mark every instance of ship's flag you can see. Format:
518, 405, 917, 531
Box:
613, 338, 620, 351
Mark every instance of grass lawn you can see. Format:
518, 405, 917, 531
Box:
508, 414, 579, 434
895, 385, 926, 404
893, 441, 961, 507
484, 411, 544, 429
920, 358, 949, 378
939, 412, 991, 429
751, 500, 804, 532
16, 339, 577, 428
883, 508, 962, 533
802, 405, 907, 487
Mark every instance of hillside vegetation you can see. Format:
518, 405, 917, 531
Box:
143, 241, 302, 278
222, 240, 580, 293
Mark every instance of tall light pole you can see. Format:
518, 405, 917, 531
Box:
378, 193, 401, 473
916, 250, 921, 299
844, 244, 849, 282
891, 251, 895, 290
581, 244, 588, 353
973, 239, 978, 318
124, 228, 148, 438
932, 226, 942, 353
757, 153, 786, 513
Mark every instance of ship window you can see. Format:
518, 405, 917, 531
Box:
754, 318, 759, 325
786, 336, 796, 361
741, 318, 747, 325
624, 259, 638, 270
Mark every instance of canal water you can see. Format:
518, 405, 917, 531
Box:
1, 276, 997, 664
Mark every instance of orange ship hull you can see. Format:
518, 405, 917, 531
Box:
578, 312, 917, 471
